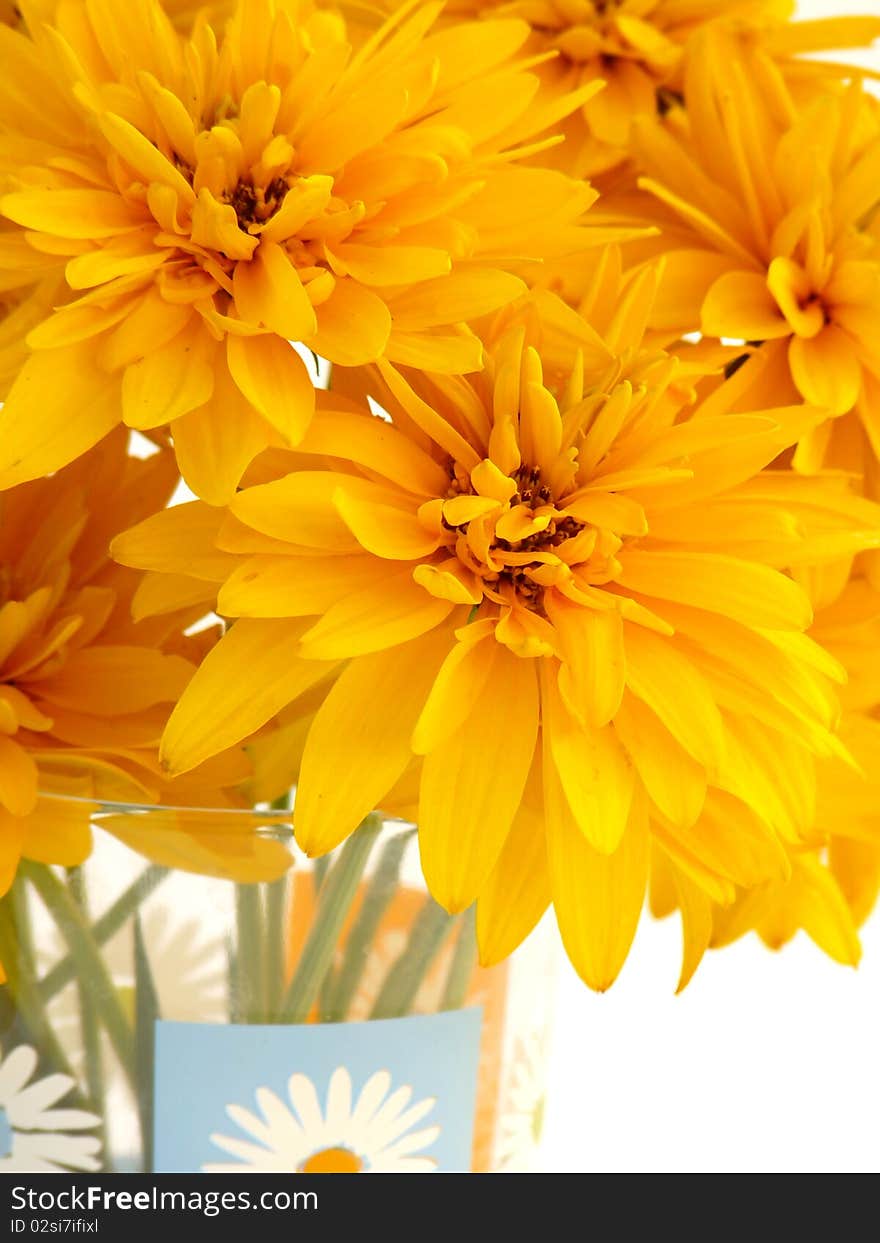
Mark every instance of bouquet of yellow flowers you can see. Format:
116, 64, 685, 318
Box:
0, 0, 878, 1176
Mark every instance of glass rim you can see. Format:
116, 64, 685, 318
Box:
36, 789, 295, 823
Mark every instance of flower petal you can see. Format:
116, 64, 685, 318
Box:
307, 280, 392, 367
161, 619, 338, 775
233, 241, 317, 340
294, 628, 451, 856
545, 739, 648, 992
419, 643, 538, 912
334, 489, 441, 561
39, 646, 192, 715
217, 555, 381, 619
701, 270, 790, 341
1, 189, 135, 238
226, 334, 315, 445
789, 326, 862, 415
476, 760, 550, 966
543, 669, 634, 854
411, 628, 495, 755
618, 550, 813, 630
122, 322, 214, 430
297, 568, 455, 660
0, 345, 121, 488
0, 739, 38, 817
623, 625, 725, 772
614, 693, 707, 828
111, 500, 235, 582
669, 863, 714, 993
172, 371, 271, 505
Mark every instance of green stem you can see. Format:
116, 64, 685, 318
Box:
440, 906, 477, 1011
0, 897, 76, 1080
10, 877, 36, 977
369, 897, 458, 1021
264, 877, 287, 1020
21, 863, 137, 1091
39, 866, 168, 1003
321, 828, 414, 1022
133, 915, 159, 1172
235, 884, 264, 1023
226, 937, 240, 1025
312, 854, 330, 895
279, 814, 382, 1024
68, 870, 108, 1165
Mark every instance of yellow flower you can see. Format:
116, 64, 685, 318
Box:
0, 0, 599, 503
114, 270, 880, 990
0, 429, 256, 894
654, 569, 880, 980
359, 1, 880, 176
630, 29, 880, 452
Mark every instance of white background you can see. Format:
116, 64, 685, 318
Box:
539, 0, 880, 1175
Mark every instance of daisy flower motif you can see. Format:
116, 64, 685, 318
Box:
38, 894, 228, 1161
204, 1067, 440, 1173
631, 29, 880, 454
0, 0, 600, 503
45, 898, 228, 1073
117, 262, 880, 990
0, 1044, 101, 1173
495, 1030, 548, 1173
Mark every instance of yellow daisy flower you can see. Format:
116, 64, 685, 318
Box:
630, 29, 880, 453
359, 1, 880, 177
651, 567, 880, 984
0, 0, 599, 503
0, 430, 257, 895
114, 273, 880, 990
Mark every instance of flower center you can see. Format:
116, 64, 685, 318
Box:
226, 176, 291, 229
0, 2, 21, 28
441, 461, 592, 615
768, 259, 829, 340
0, 1107, 13, 1159
298, 1146, 364, 1174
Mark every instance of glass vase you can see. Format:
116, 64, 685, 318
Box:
0, 795, 554, 1174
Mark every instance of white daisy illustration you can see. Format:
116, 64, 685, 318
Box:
204, 1067, 440, 1173
495, 1031, 549, 1173
0, 1044, 102, 1173
40, 898, 227, 1163
45, 901, 228, 1045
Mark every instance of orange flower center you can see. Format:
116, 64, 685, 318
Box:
441, 460, 600, 615
226, 176, 292, 229
514, 0, 675, 72
0, 2, 21, 28
298, 1146, 364, 1174
151, 96, 358, 295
